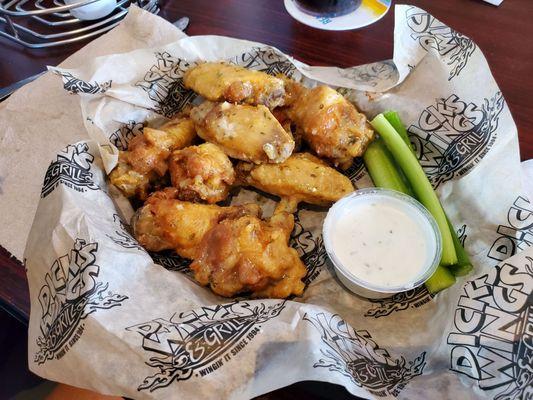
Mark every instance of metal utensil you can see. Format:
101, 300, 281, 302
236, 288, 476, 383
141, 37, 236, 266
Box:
0, 0, 160, 49
174, 16, 189, 31
0, 16, 190, 102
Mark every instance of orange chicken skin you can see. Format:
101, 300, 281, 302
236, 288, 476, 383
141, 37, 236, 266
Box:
108, 157, 152, 200
190, 212, 306, 298
109, 118, 196, 199
132, 188, 261, 259
183, 62, 285, 109
237, 152, 355, 213
169, 143, 235, 204
190, 101, 294, 164
285, 82, 374, 168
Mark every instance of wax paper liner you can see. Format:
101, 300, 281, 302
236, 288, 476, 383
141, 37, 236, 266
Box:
24, 5, 533, 400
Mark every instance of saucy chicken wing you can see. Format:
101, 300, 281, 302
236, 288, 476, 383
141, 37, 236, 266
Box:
169, 142, 235, 203
109, 118, 196, 199
132, 188, 261, 259
237, 152, 354, 213
190, 101, 294, 164
190, 212, 306, 298
285, 81, 374, 168
184, 62, 285, 108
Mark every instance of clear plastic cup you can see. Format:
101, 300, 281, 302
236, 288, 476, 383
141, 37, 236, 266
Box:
323, 188, 442, 299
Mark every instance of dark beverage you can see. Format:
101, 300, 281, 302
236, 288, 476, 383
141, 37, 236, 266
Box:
294, 0, 360, 17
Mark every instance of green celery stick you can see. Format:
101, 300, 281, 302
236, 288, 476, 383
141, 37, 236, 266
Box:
382, 111, 415, 189
425, 265, 456, 294
370, 114, 457, 266
449, 263, 473, 277
383, 111, 415, 154
363, 138, 413, 196
383, 112, 468, 279
446, 216, 473, 277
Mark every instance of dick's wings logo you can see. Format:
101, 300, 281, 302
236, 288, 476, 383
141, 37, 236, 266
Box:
409, 92, 505, 188
290, 210, 327, 285
136, 52, 197, 118
54, 70, 112, 94
365, 286, 434, 319
488, 196, 533, 263
127, 301, 285, 392
447, 258, 533, 400
150, 252, 192, 274
405, 7, 476, 80
109, 120, 144, 151
227, 46, 297, 78
41, 143, 100, 198
35, 239, 128, 364
106, 214, 144, 251
305, 312, 426, 397
136, 47, 297, 118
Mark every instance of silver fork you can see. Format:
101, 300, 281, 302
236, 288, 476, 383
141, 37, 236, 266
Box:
0, 16, 190, 102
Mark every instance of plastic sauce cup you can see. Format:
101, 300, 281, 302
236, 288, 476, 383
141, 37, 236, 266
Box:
323, 188, 442, 299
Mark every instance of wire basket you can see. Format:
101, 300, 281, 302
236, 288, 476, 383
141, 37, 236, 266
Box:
0, 0, 159, 48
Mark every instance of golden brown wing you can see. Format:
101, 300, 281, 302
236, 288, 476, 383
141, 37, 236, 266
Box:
109, 117, 196, 199
190, 101, 294, 164
108, 155, 152, 199
286, 84, 374, 168
184, 62, 285, 108
169, 142, 235, 204
132, 188, 261, 259
158, 117, 197, 150
189, 211, 306, 298
237, 152, 355, 212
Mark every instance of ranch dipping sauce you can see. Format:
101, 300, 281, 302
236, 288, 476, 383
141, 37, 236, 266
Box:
323, 188, 441, 299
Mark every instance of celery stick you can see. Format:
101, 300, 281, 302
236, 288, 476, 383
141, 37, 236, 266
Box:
383, 111, 416, 190
363, 139, 413, 196
371, 114, 457, 266
446, 216, 473, 277
383, 111, 414, 153
425, 265, 456, 294
449, 263, 473, 277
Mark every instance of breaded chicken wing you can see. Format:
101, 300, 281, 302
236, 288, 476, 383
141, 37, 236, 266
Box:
190, 212, 306, 298
169, 142, 235, 204
108, 156, 152, 199
132, 188, 261, 259
190, 101, 294, 164
184, 62, 285, 108
237, 152, 354, 213
157, 117, 198, 150
109, 117, 196, 199
285, 81, 374, 168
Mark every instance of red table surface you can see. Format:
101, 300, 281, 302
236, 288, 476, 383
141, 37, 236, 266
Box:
0, 1, 532, 398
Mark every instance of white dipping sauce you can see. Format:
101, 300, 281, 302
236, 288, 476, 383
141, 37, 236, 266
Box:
324, 189, 440, 295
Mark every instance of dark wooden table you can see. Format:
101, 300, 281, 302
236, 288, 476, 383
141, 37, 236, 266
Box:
1, 0, 532, 398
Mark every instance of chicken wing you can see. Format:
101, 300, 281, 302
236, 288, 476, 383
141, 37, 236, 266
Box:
169, 142, 235, 204
108, 156, 152, 199
184, 62, 285, 108
285, 82, 374, 168
132, 188, 261, 259
109, 117, 196, 199
190, 212, 306, 298
237, 152, 354, 212
158, 117, 198, 150
190, 101, 294, 164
